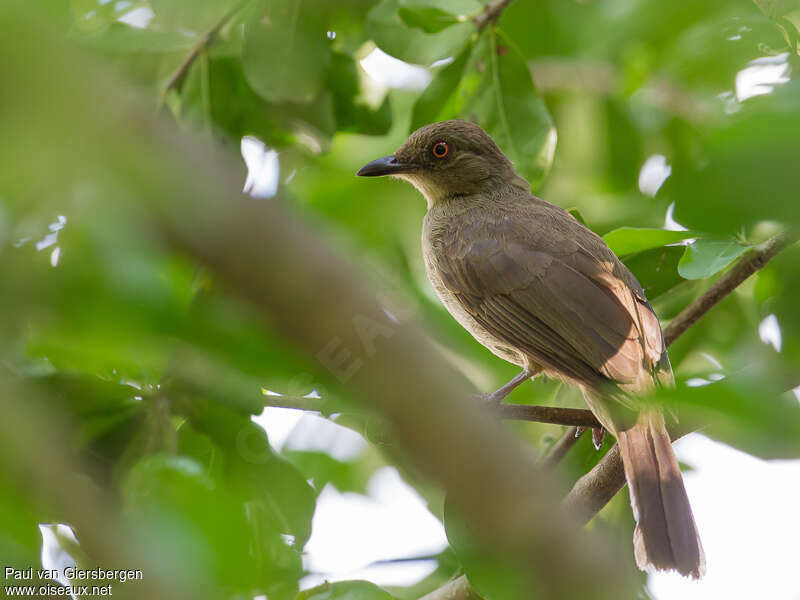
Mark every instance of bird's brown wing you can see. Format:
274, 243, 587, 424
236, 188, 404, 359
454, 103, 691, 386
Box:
434, 205, 668, 396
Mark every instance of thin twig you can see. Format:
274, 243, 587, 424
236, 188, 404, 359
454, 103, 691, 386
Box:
158, 0, 248, 106
664, 232, 797, 346
473, 0, 514, 31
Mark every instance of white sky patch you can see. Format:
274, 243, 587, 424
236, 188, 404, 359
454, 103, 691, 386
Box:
40, 524, 78, 599
282, 412, 367, 461
638, 154, 671, 197
241, 136, 280, 198
253, 406, 367, 461
664, 202, 689, 232
649, 434, 800, 600
302, 467, 446, 588
735, 53, 790, 102
117, 6, 154, 28
360, 48, 431, 90
758, 314, 782, 352
793, 386, 800, 403
33, 215, 67, 267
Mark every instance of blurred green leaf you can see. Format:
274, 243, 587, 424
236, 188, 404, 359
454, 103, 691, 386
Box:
410, 44, 471, 130
678, 238, 749, 279
620, 245, 685, 299
444, 30, 556, 188
180, 401, 316, 547
603, 227, 697, 256
78, 23, 198, 53
398, 5, 459, 34
243, 0, 331, 102
443, 496, 526, 600
604, 100, 645, 191
567, 207, 587, 225
182, 56, 334, 149
365, 0, 478, 65
327, 52, 392, 135
284, 450, 372, 494
658, 379, 800, 459
123, 454, 259, 589
671, 83, 800, 234
150, 0, 241, 33
299, 580, 395, 600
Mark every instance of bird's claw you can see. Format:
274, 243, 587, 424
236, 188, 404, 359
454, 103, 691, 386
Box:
591, 427, 605, 450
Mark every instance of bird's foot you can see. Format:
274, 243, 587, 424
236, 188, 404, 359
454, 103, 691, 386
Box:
591, 427, 606, 450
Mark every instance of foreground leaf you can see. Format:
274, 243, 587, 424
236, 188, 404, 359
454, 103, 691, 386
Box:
410, 44, 471, 130
440, 30, 556, 188
243, 0, 331, 102
603, 227, 697, 256
658, 379, 800, 459
366, 0, 477, 65
678, 239, 749, 280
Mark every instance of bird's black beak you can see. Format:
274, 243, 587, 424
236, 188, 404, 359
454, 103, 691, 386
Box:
356, 155, 413, 177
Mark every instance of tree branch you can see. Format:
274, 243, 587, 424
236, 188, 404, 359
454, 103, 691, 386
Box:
473, 0, 514, 31
497, 403, 600, 428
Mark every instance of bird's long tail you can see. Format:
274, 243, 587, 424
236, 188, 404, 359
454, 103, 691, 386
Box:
616, 410, 705, 578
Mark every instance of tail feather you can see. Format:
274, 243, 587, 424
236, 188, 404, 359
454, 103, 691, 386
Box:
616, 412, 705, 578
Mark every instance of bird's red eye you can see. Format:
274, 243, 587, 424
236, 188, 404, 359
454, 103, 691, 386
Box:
432, 141, 449, 158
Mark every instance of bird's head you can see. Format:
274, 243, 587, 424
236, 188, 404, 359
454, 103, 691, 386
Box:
357, 120, 528, 207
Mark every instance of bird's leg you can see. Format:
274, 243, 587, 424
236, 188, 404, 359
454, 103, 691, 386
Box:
479, 367, 536, 406
591, 426, 606, 450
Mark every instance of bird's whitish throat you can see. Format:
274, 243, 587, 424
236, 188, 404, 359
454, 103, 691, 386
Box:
357, 119, 705, 578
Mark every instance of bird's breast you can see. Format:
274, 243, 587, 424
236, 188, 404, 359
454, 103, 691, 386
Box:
421, 205, 526, 367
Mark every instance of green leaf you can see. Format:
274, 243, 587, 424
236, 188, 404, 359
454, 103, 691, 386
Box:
284, 450, 372, 494
326, 52, 392, 135
678, 239, 749, 280
242, 0, 331, 102
410, 44, 471, 130
181, 403, 316, 547
671, 83, 800, 234
450, 29, 556, 188
365, 0, 478, 65
78, 23, 198, 53
603, 227, 697, 256
566, 207, 587, 225
621, 245, 685, 299
150, 0, 241, 33
657, 379, 800, 459
299, 580, 395, 600
182, 57, 334, 150
398, 6, 459, 33
123, 454, 259, 589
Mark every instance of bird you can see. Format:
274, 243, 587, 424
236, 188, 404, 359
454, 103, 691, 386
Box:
357, 119, 705, 578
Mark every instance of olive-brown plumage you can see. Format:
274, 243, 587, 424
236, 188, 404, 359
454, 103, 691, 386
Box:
358, 119, 705, 577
